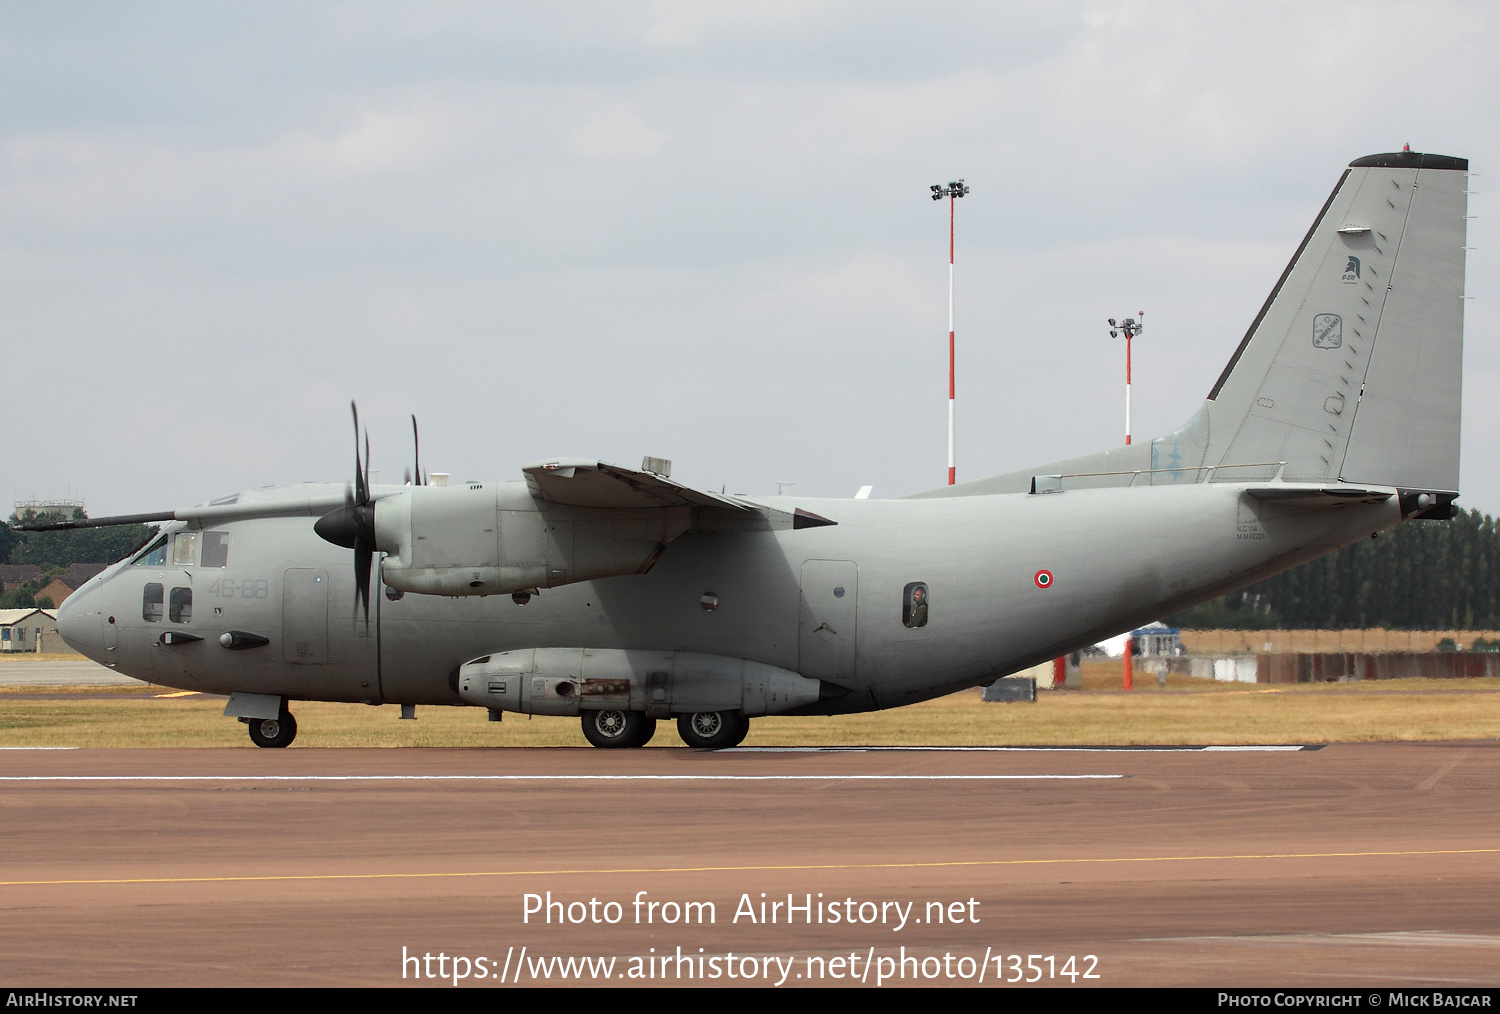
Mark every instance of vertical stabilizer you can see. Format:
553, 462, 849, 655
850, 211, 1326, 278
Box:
1202, 151, 1467, 493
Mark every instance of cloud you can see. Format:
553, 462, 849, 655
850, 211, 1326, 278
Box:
645, 0, 830, 47
280, 102, 465, 178
565, 103, 665, 161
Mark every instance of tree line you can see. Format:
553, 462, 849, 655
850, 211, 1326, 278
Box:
0, 509, 157, 609
1167, 508, 1500, 630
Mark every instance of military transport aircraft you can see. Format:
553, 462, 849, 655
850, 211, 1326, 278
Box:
22, 150, 1468, 749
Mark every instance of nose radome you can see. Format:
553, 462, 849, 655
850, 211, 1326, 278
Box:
55, 584, 101, 656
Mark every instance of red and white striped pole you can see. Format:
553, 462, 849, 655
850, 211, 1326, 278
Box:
1108, 312, 1144, 446
948, 193, 956, 484
931, 180, 970, 485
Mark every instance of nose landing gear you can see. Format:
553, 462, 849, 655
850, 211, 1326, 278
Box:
245, 707, 298, 748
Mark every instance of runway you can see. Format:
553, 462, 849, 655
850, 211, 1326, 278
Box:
0, 658, 146, 687
2, 742, 1498, 987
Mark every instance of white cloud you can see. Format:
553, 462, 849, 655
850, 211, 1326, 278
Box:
565, 103, 665, 161
645, 0, 830, 47
280, 102, 465, 178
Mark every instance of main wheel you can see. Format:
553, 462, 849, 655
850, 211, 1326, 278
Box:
581, 710, 656, 748
677, 710, 749, 749
247, 708, 297, 748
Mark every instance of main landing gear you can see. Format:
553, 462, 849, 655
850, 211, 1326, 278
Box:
580, 709, 657, 749
676, 710, 751, 749
245, 706, 298, 748
579, 709, 752, 748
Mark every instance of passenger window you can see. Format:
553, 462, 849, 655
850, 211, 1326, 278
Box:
172, 532, 198, 567
200, 532, 229, 568
169, 587, 192, 624
133, 536, 168, 567
902, 582, 929, 628
143, 583, 164, 622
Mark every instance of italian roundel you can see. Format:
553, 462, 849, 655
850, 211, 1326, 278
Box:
1034, 569, 1053, 589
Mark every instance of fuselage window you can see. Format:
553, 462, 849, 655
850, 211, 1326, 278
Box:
903, 582, 929, 628
143, 583, 164, 622
133, 535, 168, 567
169, 587, 192, 624
200, 532, 229, 568
172, 532, 198, 567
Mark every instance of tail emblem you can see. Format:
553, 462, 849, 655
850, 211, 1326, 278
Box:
1342, 256, 1361, 283
1313, 313, 1343, 349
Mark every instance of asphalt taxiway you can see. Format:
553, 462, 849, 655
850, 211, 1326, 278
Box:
1, 742, 1498, 987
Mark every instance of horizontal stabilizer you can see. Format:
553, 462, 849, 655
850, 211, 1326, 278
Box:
1243, 486, 1394, 505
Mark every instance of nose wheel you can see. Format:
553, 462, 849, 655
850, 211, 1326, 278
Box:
246, 708, 298, 748
581, 710, 655, 748
676, 711, 751, 749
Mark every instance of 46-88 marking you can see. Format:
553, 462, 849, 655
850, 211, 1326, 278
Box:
207, 579, 269, 600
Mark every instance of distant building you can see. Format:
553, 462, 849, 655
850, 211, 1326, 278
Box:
0, 564, 42, 591
0, 608, 60, 653
1132, 623, 1183, 657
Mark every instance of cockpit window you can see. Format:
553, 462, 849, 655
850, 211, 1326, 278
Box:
169, 587, 192, 624
172, 532, 198, 567
200, 532, 229, 568
133, 535, 168, 567
143, 583, 164, 622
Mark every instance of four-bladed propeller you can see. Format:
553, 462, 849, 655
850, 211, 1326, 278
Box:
313, 403, 380, 625
313, 403, 431, 625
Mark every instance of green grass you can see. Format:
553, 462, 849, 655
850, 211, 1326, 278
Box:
3, 671, 1500, 748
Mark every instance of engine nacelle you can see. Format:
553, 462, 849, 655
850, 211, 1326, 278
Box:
454, 648, 823, 718
374, 483, 689, 596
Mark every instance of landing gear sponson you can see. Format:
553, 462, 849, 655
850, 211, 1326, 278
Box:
457, 647, 824, 749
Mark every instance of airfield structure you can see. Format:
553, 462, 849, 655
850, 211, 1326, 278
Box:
1107, 313, 1144, 445
929, 178, 970, 485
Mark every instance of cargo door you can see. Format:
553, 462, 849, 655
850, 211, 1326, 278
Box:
799, 560, 858, 685
281, 569, 329, 664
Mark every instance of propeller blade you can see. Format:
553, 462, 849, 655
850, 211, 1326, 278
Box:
412, 414, 423, 487
351, 401, 368, 506
353, 534, 373, 627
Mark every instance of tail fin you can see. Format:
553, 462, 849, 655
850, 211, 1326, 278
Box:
1191, 151, 1468, 496
913, 152, 1469, 504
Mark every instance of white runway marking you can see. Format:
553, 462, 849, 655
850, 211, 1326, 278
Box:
1143, 930, 1500, 949
734, 745, 1310, 753
0, 773, 1125, 783
0, 747, 79, 750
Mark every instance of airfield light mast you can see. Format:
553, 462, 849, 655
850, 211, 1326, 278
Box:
1108, 313, 1145, 445
931, 179, 970, 485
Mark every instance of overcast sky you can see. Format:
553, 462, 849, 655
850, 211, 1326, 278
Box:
3, 2, 1496, 516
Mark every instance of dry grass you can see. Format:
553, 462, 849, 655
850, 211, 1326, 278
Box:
2, 668, 1500, 749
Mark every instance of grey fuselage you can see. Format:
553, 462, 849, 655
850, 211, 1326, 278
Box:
55, 480, 1396, 714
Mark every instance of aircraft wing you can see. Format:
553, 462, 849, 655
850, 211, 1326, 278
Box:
522, 459, 753, 511
521, 459, 836, 531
